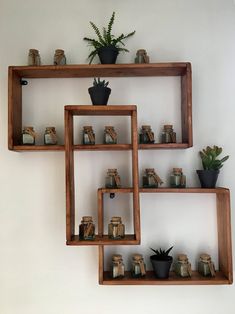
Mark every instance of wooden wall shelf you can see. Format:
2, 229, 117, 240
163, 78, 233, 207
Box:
98, 188, 233, 285
8, 62, 192, 150
65, 105, 140, 246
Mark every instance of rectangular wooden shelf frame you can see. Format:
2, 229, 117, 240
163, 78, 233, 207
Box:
8, 63, 192, 151
65, 105, 140, 246
98, 188, 233, 285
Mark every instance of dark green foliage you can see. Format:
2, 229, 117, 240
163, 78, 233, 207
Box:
199, 145, 229, 170
83, 12, 135, 63
92, 78, 109, 88
150, 246, 173, 260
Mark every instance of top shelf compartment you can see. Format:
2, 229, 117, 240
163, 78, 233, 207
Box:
8, 62, 192, 151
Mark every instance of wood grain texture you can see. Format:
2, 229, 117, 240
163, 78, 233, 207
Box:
67, 234, 138, 246
9, 63, 190, 78
101, 271, 230, 285
65, 110, 75, 241
65, 105, 136, 116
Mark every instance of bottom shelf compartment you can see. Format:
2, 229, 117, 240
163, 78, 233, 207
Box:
101, 270, 230, 285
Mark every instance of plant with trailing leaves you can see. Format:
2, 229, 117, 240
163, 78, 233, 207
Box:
83, 11, 135, 63
150, 246, 173, 260
199, 145, 229, 170
92, 77, 109, 88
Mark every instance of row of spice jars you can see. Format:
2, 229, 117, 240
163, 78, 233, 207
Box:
28, 49, 66, 66
82, 126, 117, 145
143, 168, 186, 188
22, 126, 58, 145
79, 216, 125, 240
139, 124, 177, 144
111, 253, 216, 279
104, 168, 186, 189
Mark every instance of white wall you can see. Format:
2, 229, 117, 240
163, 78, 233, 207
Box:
0, 0, 235, 313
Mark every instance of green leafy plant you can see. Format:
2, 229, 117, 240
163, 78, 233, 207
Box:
199, 145, 229, 170
83, 11, 135, 63
92, 77, 109, 88
150, 246, 173, 260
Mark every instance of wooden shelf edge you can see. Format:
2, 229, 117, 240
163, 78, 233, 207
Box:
139, 143, 189, 149
66, 234, 139, 246
100, 271, 231, 285
12, 145, 65, 151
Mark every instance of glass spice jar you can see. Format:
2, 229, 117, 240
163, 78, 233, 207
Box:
175, 254, 192, 277
111, 254, 125, 279
139, 125, 155, 144
54, 49, 66, 65
135, 49, 150, 64
142, 168, 163, 188
44, 127, 58, 145
131, 254, 146, 278
79, 216, 95, 240
198, 253, 216, 277
105, 169, 121, 188
108, 217, 125, 239
28, 49, 41, 66
22, 126, 36, 145
82, 126, 95, 145
104, 126, 117, 144
161, 124, 176, 143
170, 168, 186, 188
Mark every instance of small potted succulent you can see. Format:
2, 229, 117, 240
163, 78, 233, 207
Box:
88, 78, 111, 105
150, 246, 173, 279
196, 145, 229, 188
83, 12, 135, 64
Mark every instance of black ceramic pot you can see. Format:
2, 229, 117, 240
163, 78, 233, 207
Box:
88, 86, 111, 105
196, 170, 220, 188
150, 256, 173, 279
98, 46, 119, 64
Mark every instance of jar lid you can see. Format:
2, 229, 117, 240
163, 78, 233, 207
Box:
107, 168, 117, 173
132, 254, 143, 261
177, 254, 188, 261
200, 253, 211, 262
173, 167, 182, 173
29, 49, 39, 53
142, 125, 151, 129
83, 125, 93, 129
137, 49, 147, 54
82, 216, 93, 222
164, 124, 173, 129
112, 254, 123, 261
23, 126, 34, 130
46, 127, 56, 131
146, 168, 155, 174
55, 49, 64, 53
111, 216, 121, 223
105, 126, 114, 129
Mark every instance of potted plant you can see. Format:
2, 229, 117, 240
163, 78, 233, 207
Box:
150, 246, 173, 279
83, 12, 135, 64
196, 145, 229, 188
88, 78, 111, 105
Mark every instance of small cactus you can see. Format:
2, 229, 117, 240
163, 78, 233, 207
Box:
150, 246, 173, 260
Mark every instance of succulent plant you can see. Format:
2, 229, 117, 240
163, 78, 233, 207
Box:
83, 11, 135, 64
92, 77, 109, 88
150, 246, 173, 260
199, 145, 229, 170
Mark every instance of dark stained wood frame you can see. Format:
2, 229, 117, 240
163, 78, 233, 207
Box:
65, 105, 140, 246
98, 188, 233, 285
8, 63, 192, 151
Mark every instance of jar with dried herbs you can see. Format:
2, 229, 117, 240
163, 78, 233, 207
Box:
175, 254, 192, 277
82, 126, 95, 145
79, 216, 95, 240
54, 49, 66, 65
143, 168, 163, 188
131, 254, 146, 278
22, 126, 36, 145
28, 49, 41, 66
108, 217, 125, 239
105, 169, 121, 188
198, 253, 216, 277
44, 127, 58, 145
111, 254, 125, 279
139, 125, 155, 144
161, 125, 176, 143
170, 168, 186, 188
104, 126, 117, 144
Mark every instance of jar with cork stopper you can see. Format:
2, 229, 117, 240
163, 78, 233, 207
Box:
142, 168, 163, 188
139, 125, 155, 144
105, 169, 121, 188
131, 254, 146, 278
82, 126, 95, 145
170, 168, 186, 188
175, 254, 192, 277
22, 126, 36, 145
198, 253, 216, 277
44, 127, 58, 145
108, 216, 125, 239
104, 126, 117, 144
79, 216, 95, 240
161, 124, 176, 143
111, 254, 125, 279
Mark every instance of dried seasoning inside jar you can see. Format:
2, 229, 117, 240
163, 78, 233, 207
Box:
161, 124, 176, 143
111, 254, 125, 279
104, 126, 117, 144
44, 127, 58, 145
105, 169, 121, 188
108, 216, 125, 239
22, 126, 36, 145
139, 125, 155, 144
54, 49, 66, 65
198, 253, 216, 277
79, 216, 95, 240
142, 168, 163, 188
170, 168, 186, 188
28, 49, 41, 66
82, 126, 95, 145
175, 254, 192, 277
131, 254, 146, 277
